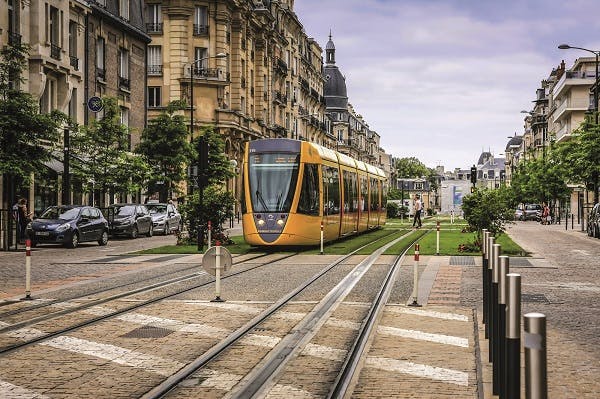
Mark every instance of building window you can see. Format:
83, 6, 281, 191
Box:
194, 6, 208, 36
147, 45, 162, 75
146, 4, 162, 33
68, 21, 79, 70
241, 96, 246, 114
148, 87, 161, 108
120, 107, 129, 127
96, 37, 105, 79
39, 77, 57, 114
48, 5, 62, 59
118, 48, 130, 88
119, 0, 129, 20
69, 88, 77, 120
194, 47, 208, 72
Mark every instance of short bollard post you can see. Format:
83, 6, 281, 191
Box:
525, 313, 547, 399
571, 213, 574, 230
482, 230, 489, 329
435, 221, 440, 255
408, 244, 421, 307
23, 239, 33, 300
211, 241, 224, 302
498, 256, 510, 399
486, 236, 495, 340
491, 243, 501, 393
320, 221, 324, 255
506, 273, 521, 399
207, 220, 212, 249
565, 212, 568, 231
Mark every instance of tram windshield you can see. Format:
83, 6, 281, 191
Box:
249, 152, 300, 213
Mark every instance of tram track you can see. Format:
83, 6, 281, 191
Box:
0, 252, 299, 355
141, 228, 429, 399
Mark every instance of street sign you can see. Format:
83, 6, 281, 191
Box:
87, 96, 103, 113
202, 246, 233, 276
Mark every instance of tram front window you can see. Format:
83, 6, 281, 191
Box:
249, 153, 300, 213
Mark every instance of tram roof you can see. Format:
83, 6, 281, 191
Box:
308, 141, 386, 178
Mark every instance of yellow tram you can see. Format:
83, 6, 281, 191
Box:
242, 139, 387, 246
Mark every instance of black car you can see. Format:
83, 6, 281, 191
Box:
108, 204, 153, 238
587, 203, 600, 238
26, 205, 109, 248
146, 202, 182, 235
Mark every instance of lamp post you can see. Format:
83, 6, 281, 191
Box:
558, 44, 599, 124
186, 52, 227, 251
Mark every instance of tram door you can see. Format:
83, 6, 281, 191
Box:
341, 170, 358, 235
322, 165, 341, 240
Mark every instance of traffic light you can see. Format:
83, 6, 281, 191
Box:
470, 165, 477, 185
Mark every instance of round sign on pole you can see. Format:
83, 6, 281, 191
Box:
87, 96, 103, 113
202, 246, 233, 276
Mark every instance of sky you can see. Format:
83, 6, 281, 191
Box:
293, 0, 600, 170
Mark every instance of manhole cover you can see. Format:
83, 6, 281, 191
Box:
509, 258, 532, 267
521, 293, 549, 303
121, 325, 174, 338
449, 256, 475, 266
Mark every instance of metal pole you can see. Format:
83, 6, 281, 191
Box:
62, 128, 70, 205
524, 313, 547, 399
207, 220, 212, 249
571, 213, 574, 230
408, 244, 421, 307
595, 52, 598, 125
506, 273, 521, 399
486, 236, 495, 340
498, 256, 510, 399
436, 220, 440, 255
482, 229, 489, 328
23, 239, 32, 300
211, 243, 224, 302
320, 221, 324, 255
491, 243, 501, 390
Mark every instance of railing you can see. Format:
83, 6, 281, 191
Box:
146, 23, 163, 34
70, 55, 79, 70
193, 24, 209, 36
274, 58, 288, 75
96, 67, 106, 80
241, 77, 246, 88
273, 91, 287, 104
147, 64, 163, 75
8, 31, 22, 46
189, 67, 224, 80
50, 44, 61, 60
119, 76, 130, 89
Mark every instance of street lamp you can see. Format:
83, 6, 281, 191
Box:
186, 52, 227, 251
558, 44, 599, 124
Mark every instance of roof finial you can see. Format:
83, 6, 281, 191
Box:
329, 29, 332, 41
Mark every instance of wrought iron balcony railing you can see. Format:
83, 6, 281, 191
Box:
193, 24, 209, 36
119, 76, 130, 89
8, 31, 22, 46
50, 44, 61, 60
147, 64, 163, 75
70, 56, 79, 70
96, 67, 106, 80
146, 23, 163, 34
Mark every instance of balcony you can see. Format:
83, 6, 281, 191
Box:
193, 24, 209, 36
146, 23, 163, 34
69, 56, 79, 71
50, 44, 61, 60
147, 64, 163, 75
241, 77, 246, 89
553, 98, 591, 122
119, 76, 130, 89
274, 58, 288, 76
183, 66, 228, 85
96, 67, 106, 80
553, 70, 596, 98
8, 31, 22, 46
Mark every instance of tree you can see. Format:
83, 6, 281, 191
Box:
136, 100, 195, 202
395, 157, 428, 178
0, 42, 65, 188
462, 186, 516, 237
70, 97, 150, 205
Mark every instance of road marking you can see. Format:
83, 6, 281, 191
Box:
302, 343, 347, 362
366, 356, 469, 386
40, 336, 184, 376
265, 384, 317, 398
0, 380, 50, 399
378, 326, 469, 347
388, 306, 469, 321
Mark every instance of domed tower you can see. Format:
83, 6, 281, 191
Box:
323, 32, 348, 113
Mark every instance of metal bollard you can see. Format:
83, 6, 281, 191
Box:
207, 220, 212, 249
571, 213, 574, 230
565, 212, 568, 231
436, 221, 440, 255
498, 256, 510, 399
486, 236, 495, 340
482, 230, 489, 329
23, 239, 33, 300
320, 221, 324, 255
408, 243, 422, 307
491, 243, 501, 394
211, 241, 224, 302
525, 313, 547, 399
506, 273, 521, 399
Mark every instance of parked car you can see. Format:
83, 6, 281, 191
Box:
515, 204, 542, 221
145, 202, 182, 235
108, 204, 153, 238
587, 203, 600, 238
26, 205, 109, 248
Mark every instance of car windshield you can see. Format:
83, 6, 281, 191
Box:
147, 205, 167, 214
114, 205, 136, 216
40, 207, 81, 220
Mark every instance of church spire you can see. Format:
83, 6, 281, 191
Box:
326, 30, 336, 65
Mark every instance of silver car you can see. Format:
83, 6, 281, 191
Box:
146, 203, 182, 235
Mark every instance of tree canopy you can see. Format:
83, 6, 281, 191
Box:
395, 157, 428, 178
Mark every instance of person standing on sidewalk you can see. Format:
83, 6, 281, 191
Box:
412, 194, 422, 228
541, 202, 551, 225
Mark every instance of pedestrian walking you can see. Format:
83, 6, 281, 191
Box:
412, 194, 422, 228
541, 202, 551, 225
16, 198, 33, 243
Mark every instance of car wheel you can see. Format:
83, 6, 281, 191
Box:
67, 232, 79, 248
130, 225, 138, 239
98, 230, 109, 246
147, 224, 153, 237
163, 222, 170, 236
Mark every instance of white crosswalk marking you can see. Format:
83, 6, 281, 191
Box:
366, 356, 469, 386
378, 326, 469, 347
0, 380, 51, 399
388, 306, 469, 321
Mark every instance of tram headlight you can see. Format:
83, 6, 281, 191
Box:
276, 219, 284, 226
257, 219, 265, 226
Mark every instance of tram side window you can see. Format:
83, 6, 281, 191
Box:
298, 164, 320, 216
349, 172, 358, 212
323, 166, 340, 215
241, 165, 247, 214
370, 178, 378, 211
381, 181, 388, 213
361, 176, 368, 212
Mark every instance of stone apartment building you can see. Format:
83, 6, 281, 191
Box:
0, 0, 150, 213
